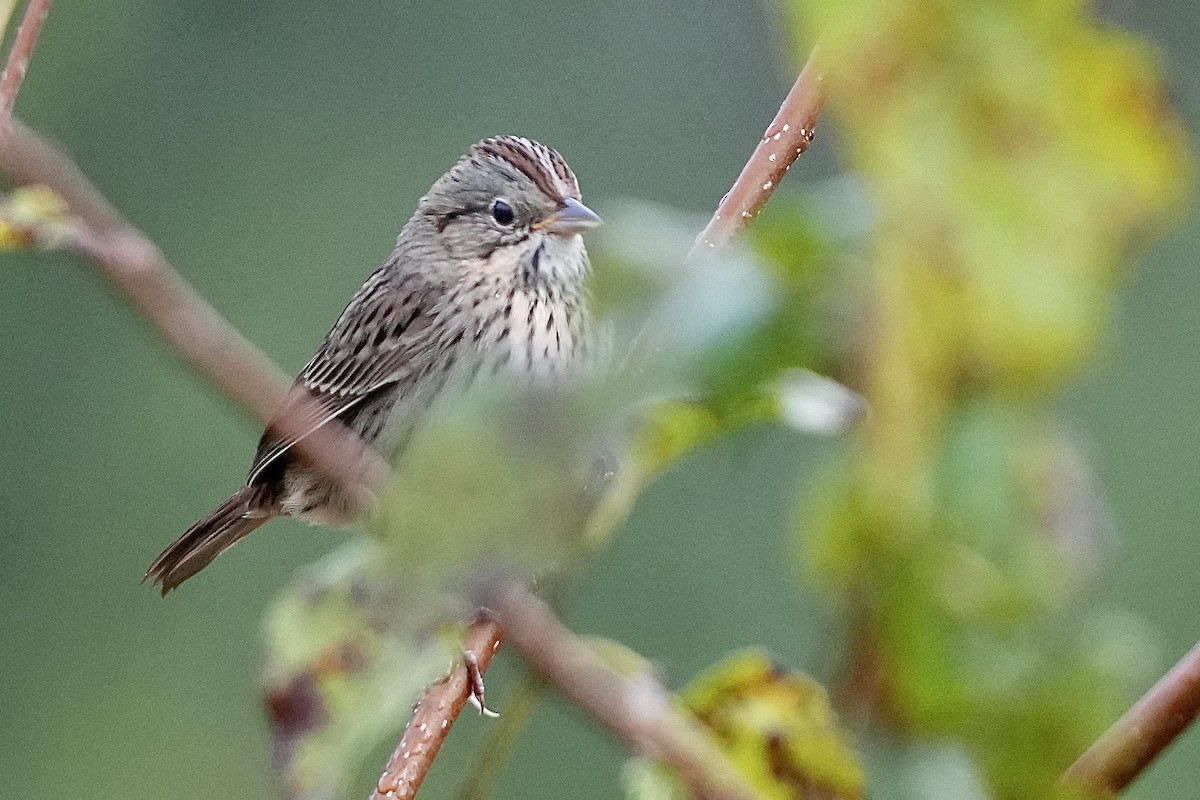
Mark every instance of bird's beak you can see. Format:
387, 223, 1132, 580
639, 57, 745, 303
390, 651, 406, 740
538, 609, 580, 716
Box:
539, 197, 603, 237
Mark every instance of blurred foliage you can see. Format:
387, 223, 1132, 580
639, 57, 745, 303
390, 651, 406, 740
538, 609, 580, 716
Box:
687, 199, 839, 416
626, 650, 865, 800
589, 199, 848, 426
263, 541, 448, 800
264, 380, 625, 797
781, 0, 1193, 797
0, 185, 72, 249
371, 383, 608, 608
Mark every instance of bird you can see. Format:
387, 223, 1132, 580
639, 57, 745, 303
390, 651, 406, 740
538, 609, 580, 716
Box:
147, 136, 602, 594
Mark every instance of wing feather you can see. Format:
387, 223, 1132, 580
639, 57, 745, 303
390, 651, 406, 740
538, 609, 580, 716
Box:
246, 266, 438, 484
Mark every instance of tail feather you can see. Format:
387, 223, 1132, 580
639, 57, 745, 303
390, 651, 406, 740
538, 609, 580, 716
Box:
147, 488, 272, 594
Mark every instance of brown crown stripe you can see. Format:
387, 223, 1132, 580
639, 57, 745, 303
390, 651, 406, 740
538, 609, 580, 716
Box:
474, 136, 581, 204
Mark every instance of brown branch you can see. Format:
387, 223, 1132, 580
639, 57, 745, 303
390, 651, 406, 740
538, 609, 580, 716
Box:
0, 0, 53, 128
371, 621, 504, 800
0, 120, 387, 503
2, 120, 289, 404
0, 2, 385, 503
690, 47, 826, 260
481, 581, 760, 800
1062, 640, 1200, 797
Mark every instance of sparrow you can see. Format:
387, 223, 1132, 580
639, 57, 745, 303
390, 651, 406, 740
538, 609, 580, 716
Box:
147, 136, 602, 593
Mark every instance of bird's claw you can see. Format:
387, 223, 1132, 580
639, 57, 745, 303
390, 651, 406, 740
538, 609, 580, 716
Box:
464, 648, 499, 718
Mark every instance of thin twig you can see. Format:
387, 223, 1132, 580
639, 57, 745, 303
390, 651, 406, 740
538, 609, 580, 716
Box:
0, 120, 387, 503
0, 0, 53, 129
482, 581, 760, 800
371, 621, 504, 800
690, 47, 825, 260
1062, 640, 1200, 797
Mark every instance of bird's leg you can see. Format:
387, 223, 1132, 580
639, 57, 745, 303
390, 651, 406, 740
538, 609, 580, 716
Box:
465, 609, 500, 718
464, 648, 499, 717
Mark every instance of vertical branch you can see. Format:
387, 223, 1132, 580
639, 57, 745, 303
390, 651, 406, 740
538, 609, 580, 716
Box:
1063, 640, 1200, 796
0, 0, 53, 128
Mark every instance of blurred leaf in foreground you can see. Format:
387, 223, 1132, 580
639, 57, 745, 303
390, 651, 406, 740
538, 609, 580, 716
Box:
261, 376, 628, 800
0, 185, 74, 250
626, 650, 865, 800
592, 197, 848, 425
369, 379, 620, 616
263, 541, 447, 800
787, 0, 1193, 795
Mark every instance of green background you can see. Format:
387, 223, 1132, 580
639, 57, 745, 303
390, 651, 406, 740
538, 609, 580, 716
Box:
2, 2, 1197, 798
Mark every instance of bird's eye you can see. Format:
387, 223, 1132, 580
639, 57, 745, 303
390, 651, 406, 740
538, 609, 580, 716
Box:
490, 199, 515, 226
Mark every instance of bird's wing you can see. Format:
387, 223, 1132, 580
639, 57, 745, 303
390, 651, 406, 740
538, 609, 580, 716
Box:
246, 269, 438, 485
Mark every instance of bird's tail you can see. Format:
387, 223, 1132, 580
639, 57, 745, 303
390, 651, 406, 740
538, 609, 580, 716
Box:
147, 487, 271, 594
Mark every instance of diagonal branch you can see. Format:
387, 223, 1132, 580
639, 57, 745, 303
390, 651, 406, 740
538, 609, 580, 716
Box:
0, 1, 24, 54
371, 620, 504, 800
480, 581, 760, 800
0, 0, 53, 128
2, 120, 289, 407
690, 46, 825, 259
0, 120, 387, 506
1062, 640, 1200, 797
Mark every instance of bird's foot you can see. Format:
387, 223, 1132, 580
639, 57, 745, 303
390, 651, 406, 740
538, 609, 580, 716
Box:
464, 647, 499, 718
